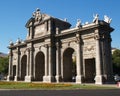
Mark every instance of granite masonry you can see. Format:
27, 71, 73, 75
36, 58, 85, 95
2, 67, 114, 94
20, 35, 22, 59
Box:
7, 8, 114, 84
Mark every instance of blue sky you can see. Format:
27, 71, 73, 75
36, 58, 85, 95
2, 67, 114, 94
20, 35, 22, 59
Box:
0, 0, 120, 53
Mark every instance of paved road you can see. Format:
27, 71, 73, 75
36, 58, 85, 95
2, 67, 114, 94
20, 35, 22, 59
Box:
0, 89, 120, 96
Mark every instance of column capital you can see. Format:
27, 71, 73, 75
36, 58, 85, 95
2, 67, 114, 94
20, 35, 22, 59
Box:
56, 42, 61, 49
27, 47, 34, 52
44, 44, 49, 48
94, 34, 100, 40
75, 33, 81, 44
15, 50, 21, 55
9, 51, 13, 56
48, 43, 52, 47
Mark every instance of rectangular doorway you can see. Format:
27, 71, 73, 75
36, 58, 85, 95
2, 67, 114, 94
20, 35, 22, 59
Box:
84, 58, 95, 83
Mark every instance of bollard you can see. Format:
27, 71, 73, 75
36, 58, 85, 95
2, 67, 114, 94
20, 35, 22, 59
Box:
117, 82, 120, 87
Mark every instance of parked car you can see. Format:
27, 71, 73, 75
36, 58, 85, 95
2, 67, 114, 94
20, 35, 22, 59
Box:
114, 74, 120, 83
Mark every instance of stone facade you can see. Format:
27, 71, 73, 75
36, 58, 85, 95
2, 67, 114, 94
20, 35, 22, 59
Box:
7, 9, 114, 84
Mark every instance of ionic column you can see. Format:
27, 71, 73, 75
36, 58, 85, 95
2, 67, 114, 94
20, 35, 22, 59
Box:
75, 34, 83, 84
45, 21, 48, 33
47, 44, 54, 82
55, 43, 62, 83
43, 44, 49, 82
29, 48, 34, 81
48, 20, 51, 33
25, 48, 30, 82
14, 48, 20, 81
27, 49, 30, 76
45, 45, 48, 76
106, 36, 114, 82
95, 34, 104, 84
102, 39, 107, 79
7, 50, 13, 81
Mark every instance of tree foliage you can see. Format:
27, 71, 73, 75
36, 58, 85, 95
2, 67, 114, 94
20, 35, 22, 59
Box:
0, 56, 9, 75
112, 49, 120, 74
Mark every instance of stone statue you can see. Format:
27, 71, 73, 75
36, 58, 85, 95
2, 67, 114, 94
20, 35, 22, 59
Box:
104, 15, 112, 24
16, 38, 21, 44
33, 8, 42, 22
9, 40, 14, 46
76, 19, 82, 28
93, 14, 99, 23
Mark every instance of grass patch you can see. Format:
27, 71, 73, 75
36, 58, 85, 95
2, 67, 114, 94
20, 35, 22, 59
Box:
0, 81, 117, 90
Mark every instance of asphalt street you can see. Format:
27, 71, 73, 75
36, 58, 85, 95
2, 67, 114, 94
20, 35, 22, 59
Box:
0, 89, 120, 96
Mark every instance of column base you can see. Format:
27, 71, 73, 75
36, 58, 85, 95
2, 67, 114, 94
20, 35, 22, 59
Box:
14, 76, 19, 81
43, 76, 48, 83
7, 75, 13, 81
55, 75, 62, 83
76, 75, 84, 84
43, 76, 55, 83
95, 75, 104, 84
25, 75, 33, 82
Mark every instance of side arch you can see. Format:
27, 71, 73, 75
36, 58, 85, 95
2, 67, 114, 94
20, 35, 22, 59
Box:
35, 51, 45, 81
21, 55, 27, 80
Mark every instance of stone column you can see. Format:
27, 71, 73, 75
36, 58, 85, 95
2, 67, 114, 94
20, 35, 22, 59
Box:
45, 21, 48, 33
106, 36, 114, 82
75, 34, 83, 84
102, 39, 108, 80
95, 33, 104, 84
55, 43, 62, 83
47, 44, 54, 82
25, 48, 30, 82
14, 48, 20, 81
43, 44, 49, 82
61, 49, 64, 81
29, 48, 34, 81
7, 50, 13, 81
48, 20, 51, 33
25, 47, 34, 82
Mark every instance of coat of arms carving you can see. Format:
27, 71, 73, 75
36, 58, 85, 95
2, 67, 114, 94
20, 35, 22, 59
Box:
33, 8, 42, 22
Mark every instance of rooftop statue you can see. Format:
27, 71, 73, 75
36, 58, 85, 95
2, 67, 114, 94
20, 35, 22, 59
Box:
9, 40, 14, 46
32, 8, 42, 22
76, 19, 82, 28
93, 14, 99, 23
104, 15, 112, 24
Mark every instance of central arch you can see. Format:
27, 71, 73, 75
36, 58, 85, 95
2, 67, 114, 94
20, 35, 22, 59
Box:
63, 48, 76, 82
35, 51, 45, 81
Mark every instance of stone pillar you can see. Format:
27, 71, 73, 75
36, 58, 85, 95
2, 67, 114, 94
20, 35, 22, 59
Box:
106, 36, 114, 83
7, 50, 13, 81
25, 48, 30, 82
29, 48, 34, 80
14, 48, 20, 81
95, 33, 104, 84
48, 20, 51, 33
47, 45, 54, 82
61, 49, 64, 81
43, 44, 49, 82
45, 21, 48, 33
55, 43, 62, 83
75, 34, 83, 83
25, 47, 34, 82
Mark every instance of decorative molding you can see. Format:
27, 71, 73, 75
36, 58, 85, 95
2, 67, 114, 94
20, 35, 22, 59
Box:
84, 45, 94, 52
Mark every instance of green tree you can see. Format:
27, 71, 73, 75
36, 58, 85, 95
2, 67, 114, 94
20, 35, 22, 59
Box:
0, 56, 9, 75
112, 49, 120, 74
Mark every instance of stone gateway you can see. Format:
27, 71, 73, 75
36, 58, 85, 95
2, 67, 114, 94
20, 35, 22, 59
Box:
7, 9, 114, 84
